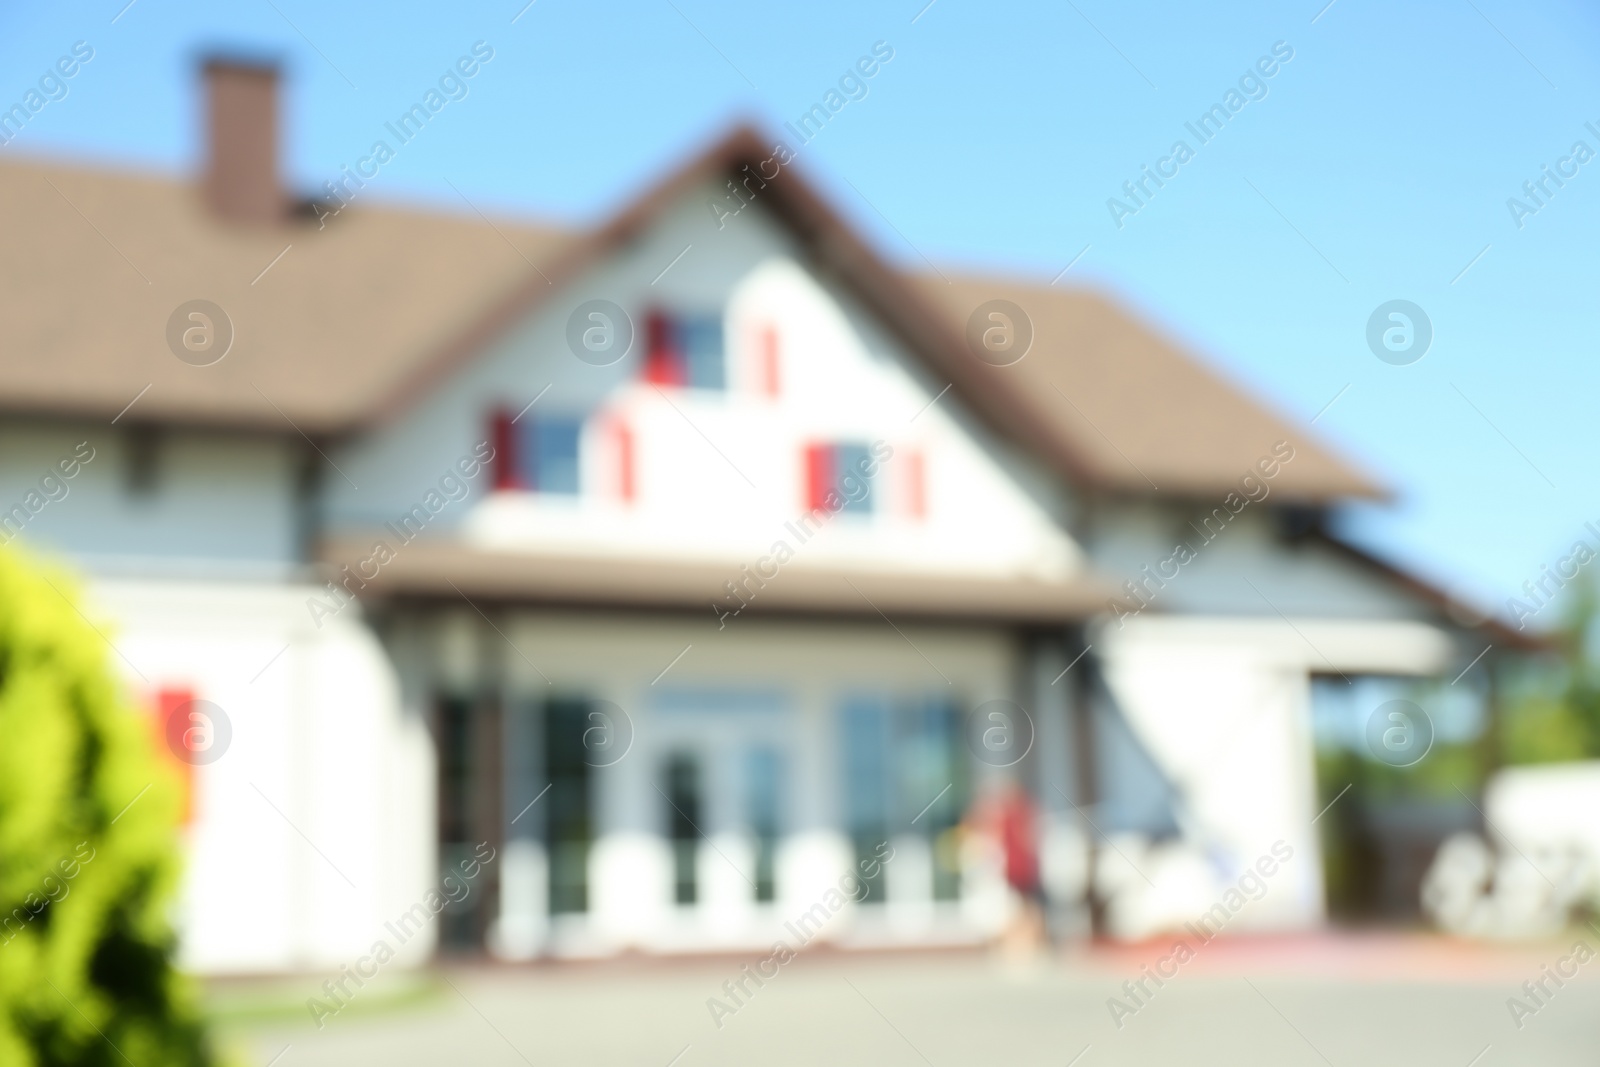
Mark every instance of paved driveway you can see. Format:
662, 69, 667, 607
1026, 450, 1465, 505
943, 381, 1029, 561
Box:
216, 937, 1599, 1067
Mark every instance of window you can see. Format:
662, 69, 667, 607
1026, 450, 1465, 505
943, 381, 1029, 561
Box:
123, 425, 161, 498
435, 694, 496, 943
665, 753, 702, 905
644, 310, 724, 389
746, 747, 783, 903
804, 441, 874, 514
841, 699, 891, 903
487, 410, 583, 494
545, 698, 595, 915
840, 694, 966, 906
524, 418, 581, 494
901, 698, 965, 901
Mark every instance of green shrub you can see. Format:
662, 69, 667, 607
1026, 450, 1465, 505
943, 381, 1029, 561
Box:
0, 547, 213, 1066
1502, 574, 1600, 765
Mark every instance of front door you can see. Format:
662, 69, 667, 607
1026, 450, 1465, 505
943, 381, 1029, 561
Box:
651, 688, 795, 920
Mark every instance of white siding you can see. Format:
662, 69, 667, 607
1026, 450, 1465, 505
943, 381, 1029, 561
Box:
322, 183, 1085, 585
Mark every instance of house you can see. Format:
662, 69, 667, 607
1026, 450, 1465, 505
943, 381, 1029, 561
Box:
0, 59, 1529, 973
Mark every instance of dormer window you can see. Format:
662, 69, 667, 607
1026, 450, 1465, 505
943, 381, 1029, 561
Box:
488, 410, 582, 494
804, 441, 875, 515
644, 310, 724, 390
525, 417, 581, 494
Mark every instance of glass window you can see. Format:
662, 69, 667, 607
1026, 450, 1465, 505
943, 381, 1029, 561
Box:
835, 442, 873, 514
901, 697, 965, 901
805, 442, 876, 515
681, 314, 725, 390
664, 753, 701, 905
841, 697, 892, 903
840, 694, 967, 905
545, 698, 594, 915
747, 747, 783, 903
644, 310, 725, 390
521, 417, 581, 494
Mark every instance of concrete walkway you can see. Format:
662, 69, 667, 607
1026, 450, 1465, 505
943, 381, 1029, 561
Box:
215, 936, 1600, 1067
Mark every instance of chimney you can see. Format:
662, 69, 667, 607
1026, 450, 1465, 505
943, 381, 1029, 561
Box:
202, 58, 283, 224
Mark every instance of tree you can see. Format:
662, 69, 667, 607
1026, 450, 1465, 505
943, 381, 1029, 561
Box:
1503, 573, 1600, 765
0, 547, 214, 1066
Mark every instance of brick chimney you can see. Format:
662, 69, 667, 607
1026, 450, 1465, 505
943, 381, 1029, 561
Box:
202, 58, 283, 224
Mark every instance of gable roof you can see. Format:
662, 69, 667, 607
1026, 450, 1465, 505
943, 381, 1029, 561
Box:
361, 126, 1385, 503
0, 154, 569, 434
0, 127, 1380, 503
909, 274, 1383, 501
1308, 529, 1547, 651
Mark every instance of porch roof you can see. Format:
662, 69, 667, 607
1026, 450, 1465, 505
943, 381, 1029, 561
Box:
317, 535, 1118, 625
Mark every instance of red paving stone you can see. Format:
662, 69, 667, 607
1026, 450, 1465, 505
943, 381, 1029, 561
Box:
1072, 928, 1600, 982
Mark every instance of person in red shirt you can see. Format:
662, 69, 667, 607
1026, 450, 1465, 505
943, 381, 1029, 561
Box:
972, 779, 1046, 955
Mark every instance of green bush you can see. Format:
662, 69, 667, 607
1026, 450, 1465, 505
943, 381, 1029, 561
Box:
1502, 575, 1600, 765
0, 547, 213, 1066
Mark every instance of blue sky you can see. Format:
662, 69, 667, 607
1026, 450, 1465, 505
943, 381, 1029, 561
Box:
5, 0, 1598, 623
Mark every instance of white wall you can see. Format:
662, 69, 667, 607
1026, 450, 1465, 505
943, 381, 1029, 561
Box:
322, 182, 1084, 585
1090, 501, 1439, 622
0, 420, 301, 574
84, 577, 430, 975
481, 611, 1017, 956
1092, 613, 1455, 937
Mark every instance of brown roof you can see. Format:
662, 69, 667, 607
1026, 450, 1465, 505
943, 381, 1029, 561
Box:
0, 127, 1379, 504
319, 535, 1118, 624
359, 126, 1384, 502
1309, 530, 1549, 652
910, 274, 1386, 501
0, 154, 569, 434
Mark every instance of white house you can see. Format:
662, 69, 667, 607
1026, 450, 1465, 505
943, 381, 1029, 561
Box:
0, 59, 1530, 972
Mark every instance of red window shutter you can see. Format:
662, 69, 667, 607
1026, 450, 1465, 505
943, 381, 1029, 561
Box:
157, 686, 196, 824
804, 443, 833, 511
761, 324, 781, 397
490, 408, 519, 490
905, 450, 926, 519
644, 310, 684, 385
615, 420, 635, 503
